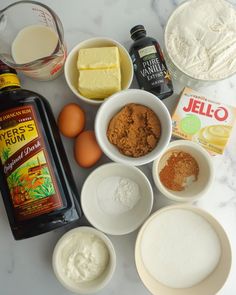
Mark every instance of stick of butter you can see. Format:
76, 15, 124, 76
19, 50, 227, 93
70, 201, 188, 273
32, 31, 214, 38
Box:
172, 87, 236, 155
77, 46, 121, 99
77, 47, 120, 70
79, 68, 121, 99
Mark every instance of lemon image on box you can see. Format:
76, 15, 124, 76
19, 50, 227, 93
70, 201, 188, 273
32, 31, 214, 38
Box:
180, 115, 201, 135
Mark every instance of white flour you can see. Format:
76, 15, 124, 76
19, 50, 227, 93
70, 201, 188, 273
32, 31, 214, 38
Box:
97, 177, 140, 215
166, 0, 236, 80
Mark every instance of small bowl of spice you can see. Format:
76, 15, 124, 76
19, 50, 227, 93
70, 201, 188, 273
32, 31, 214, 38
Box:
152, 140, 214, 202
95, 89, 172, 166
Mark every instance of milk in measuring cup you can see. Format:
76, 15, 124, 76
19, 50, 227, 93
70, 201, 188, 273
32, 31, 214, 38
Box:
11, 25, 66, 80
12, 25, 58, 64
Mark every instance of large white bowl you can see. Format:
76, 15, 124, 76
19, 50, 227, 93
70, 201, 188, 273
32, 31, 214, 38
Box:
52, 226, 116, 294
64, 37, 133, 105
152, 140, 214, 202
135, 205, 232, 295
81, 163, 153, 235
95, 89, 172, 166
164, 0, 236, 87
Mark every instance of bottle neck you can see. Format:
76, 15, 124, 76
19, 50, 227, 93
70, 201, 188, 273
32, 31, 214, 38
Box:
0, 71, 21, 91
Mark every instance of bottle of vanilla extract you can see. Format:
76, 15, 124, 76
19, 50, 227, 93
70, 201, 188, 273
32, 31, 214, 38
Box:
129, 25, 173, 99
0, 60, 81, 240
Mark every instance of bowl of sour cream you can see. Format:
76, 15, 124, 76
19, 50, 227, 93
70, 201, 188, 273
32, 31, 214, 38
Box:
52, 226, 116, 294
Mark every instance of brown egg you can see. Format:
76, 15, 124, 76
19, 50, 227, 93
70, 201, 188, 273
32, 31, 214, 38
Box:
74, 130, 103, 168
58, 103, 85, 138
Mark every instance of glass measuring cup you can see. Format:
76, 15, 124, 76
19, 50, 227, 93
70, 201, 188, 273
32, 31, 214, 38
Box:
0, 1, 67, 81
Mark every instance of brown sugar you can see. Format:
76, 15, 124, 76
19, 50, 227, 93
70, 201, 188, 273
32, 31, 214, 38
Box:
107, 103, 161, 157
159, 150, 199, 191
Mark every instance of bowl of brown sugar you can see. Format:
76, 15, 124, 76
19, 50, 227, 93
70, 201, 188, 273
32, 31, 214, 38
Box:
152, 140, 214, 202
95, 89, 172, 166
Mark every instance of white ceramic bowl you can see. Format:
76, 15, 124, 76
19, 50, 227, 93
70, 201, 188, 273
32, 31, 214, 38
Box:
164, 1, 236, 87
135, 205, 232, 295
81, 163, 153, 235
64, 37, 133, 105
152, 140, 214, 202
95, 89, 172, 166
52, 226, 116, 294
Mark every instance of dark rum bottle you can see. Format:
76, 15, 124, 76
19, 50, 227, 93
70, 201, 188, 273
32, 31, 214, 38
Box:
0, 60, 82, 240
129, 25, 173, 99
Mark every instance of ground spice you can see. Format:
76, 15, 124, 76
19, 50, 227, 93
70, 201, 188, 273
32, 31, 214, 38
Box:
107, 103, 161, 157
159, 150, 199, 191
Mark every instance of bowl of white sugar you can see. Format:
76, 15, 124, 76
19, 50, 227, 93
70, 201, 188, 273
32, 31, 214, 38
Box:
135, 205, 232, 295
164, 0, 236, 86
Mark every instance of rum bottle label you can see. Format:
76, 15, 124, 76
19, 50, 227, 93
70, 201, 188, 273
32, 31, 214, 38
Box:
0, 105, 63, 221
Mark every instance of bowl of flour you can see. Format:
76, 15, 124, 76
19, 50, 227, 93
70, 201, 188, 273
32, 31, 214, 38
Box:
164, 0, 236, 85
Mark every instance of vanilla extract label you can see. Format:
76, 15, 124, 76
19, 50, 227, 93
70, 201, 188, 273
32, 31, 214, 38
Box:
140, 58, 164, 81
132, 45, 165, 87
138, 45, 156, 58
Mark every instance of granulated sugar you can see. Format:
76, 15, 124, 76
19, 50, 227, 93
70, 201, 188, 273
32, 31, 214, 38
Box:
141, 209, 221, 288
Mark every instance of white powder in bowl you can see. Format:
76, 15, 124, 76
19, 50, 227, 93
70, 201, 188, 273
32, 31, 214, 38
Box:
97, 176, 140, 215
166, 0, 236, 80
141, 209, 221, 288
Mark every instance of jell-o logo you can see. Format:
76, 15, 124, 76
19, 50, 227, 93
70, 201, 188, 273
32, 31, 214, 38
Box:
183, 98, 228, 121
172, 87, 236, 155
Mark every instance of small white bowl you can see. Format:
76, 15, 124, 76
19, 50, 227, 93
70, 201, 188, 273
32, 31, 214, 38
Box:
81, 163, 153, 235
64, 37, 133, 105
135, 205, 232, 295
152, 140, 214, 202
95, 89, 172, 166
52, 226, 116, 294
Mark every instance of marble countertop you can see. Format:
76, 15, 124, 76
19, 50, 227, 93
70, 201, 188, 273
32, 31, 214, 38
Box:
0, 0, 236, 294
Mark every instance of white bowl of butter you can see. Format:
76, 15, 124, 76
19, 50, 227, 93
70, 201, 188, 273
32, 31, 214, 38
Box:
52, 226, 116, 294
65, 37, 133, 105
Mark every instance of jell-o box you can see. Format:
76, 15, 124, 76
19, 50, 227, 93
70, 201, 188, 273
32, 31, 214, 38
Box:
172, 87, 236, 155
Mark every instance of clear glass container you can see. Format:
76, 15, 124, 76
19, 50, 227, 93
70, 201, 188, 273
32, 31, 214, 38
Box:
0, 1, 67, 80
